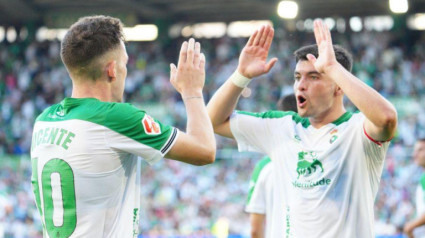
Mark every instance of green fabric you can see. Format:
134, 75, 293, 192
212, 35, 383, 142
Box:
420, 174, 425, 191
36, 98, 173, 151
236, 110, 354, 128
42, 159, 77, 238
247, 156, 271, 205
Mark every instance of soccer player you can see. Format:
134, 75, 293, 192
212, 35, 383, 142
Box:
245, 94, 297, 238
207, 20, 397, 237
404, 139, 425, 238
30, 16, 215, 237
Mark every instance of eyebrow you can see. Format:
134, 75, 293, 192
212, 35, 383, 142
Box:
294, 71, 320, 75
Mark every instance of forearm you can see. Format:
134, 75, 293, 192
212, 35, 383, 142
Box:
207, 77, 245, 127
411, 214, 425, 230
183, 92, 216, 154
326, 63, 397, 138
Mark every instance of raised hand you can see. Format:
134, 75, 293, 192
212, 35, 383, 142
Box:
170, 38, 206, 96
306, 20, 339, 74
237, 25, 278, 79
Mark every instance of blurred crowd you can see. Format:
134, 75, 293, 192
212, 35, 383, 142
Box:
0, 25, 425, 237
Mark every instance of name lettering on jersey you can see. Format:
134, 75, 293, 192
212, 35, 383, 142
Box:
31, 127, 75, 151
286, 206, 291, 237
142, 114, 161, 135
292, 150, 332, 188
133, 208, 139, 236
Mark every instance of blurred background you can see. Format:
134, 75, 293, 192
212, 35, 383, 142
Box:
0, 0, 425, 237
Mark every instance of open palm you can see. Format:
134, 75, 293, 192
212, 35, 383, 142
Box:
307, 20, 339, 74
237, 25, 278, 79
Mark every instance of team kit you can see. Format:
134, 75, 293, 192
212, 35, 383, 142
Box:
30, 16, 399, 237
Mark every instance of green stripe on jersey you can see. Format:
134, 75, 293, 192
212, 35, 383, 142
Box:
247, 156, 271, 204
420, 174, 425, 191
236, 110, 353, 128
35, 98, 172, 151
236, 110, 310, 128
332, 112, 353, 125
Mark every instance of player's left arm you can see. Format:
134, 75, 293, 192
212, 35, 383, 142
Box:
307, 20, 397, 141
250, 213, 265, 238
404, 214, 425, 238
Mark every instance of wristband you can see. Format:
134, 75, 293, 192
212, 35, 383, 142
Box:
230, 70, 251, 88
182, 96, 203, 100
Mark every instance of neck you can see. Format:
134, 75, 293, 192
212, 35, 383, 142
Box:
309, 106, 346, 129
71, 79, 113, 102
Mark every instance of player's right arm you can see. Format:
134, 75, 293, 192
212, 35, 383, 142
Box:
206, 25, 278, 138
165, 38, 216, 165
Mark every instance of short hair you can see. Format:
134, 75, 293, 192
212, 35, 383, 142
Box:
293, 44, 353, 72
277, 93, 297, 112
60, 15, 125, 79
418, 138, 425, 143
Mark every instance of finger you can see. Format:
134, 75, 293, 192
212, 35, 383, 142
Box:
265, 57, 278, 73
324, 22, 333, 45
306, 54, 317, 64
253, 25, 265, 46
313, 20, 322, 46
247, 30, 258, 46
170, 63, 177, 81
199, 53, 206, 71
319, 20, 327, 44
259, 25, 270, 47
178, 41, 188, 66
193, 42, 201, 66
187, 38, 195, 65
263, 27, 274, 51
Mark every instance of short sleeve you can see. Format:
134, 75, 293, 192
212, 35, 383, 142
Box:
230, 110, 290, 154
357, 113, 391, 164
104, 103, 179, 164
245, 171, 267, 214
245, 158, 272, 214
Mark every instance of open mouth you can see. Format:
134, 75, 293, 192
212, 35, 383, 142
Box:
297, 95, 307, 107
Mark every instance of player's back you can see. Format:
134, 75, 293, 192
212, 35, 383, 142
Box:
31, 97, 175, 237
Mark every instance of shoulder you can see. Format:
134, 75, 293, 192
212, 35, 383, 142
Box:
36, 98, 147, 128
236, 110, 294, 119
235, 110, 309, 126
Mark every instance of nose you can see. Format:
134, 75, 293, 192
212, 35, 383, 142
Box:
295, 77, 307, 91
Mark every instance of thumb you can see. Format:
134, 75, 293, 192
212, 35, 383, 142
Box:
170, 63, 177, 81
306, 54, 317, 64
265, 57, 278, 73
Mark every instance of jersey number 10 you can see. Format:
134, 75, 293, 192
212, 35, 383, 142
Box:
31, 158, 77, 238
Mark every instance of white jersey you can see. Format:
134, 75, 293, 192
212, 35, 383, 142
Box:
245, 157, 273, 238
414, 174, 425, 237
230, 110, 389, 238
30, 98, 178, 238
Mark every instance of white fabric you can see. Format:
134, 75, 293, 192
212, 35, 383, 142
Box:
31, 120, 178, 237
245, 162, 273, 238
230, 112, 389, 238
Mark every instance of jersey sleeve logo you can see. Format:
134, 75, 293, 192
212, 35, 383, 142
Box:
142, 114, 161, 135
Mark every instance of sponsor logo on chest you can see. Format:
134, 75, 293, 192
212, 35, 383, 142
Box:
292, 150, 332, 188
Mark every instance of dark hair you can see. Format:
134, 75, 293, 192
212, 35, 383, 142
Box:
277, 93, 297, 112
294, 44, 353, 72
60, 15, 125, 79
418, 138, 425, 143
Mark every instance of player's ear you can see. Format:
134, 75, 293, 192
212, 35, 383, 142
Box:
106, 61, 117, 82
334, 85, 343, 96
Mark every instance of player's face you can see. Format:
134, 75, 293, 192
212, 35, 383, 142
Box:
413, 141, 425, 167
112, 41, 128, 102
293, 60, 339, 118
